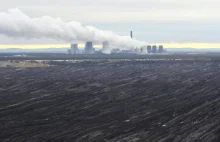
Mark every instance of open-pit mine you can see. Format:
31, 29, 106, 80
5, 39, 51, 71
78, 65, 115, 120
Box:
0, 59, 220, 142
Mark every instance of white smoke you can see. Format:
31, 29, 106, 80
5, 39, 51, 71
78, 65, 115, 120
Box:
0, 9, 146, 49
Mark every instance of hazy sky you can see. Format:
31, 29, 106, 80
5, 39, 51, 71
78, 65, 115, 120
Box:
0, 0, 220, 45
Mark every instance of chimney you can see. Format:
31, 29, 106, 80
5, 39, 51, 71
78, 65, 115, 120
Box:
130, 31, 133, 38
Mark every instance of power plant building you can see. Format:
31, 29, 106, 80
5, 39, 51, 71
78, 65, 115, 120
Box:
152, 45, 157, 53
130, 31, 133, 38
102, 41, 111, 54
84, 41, 95, 54
141, 46, 148, 54
134, 47, 141, 53
147, 45, 152, 53
158, 45, 164, 53
67, 49, 71, 54
70, 44, 79, 54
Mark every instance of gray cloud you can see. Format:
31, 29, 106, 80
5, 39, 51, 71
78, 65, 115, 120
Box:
1, 0, 220, 21
0, 0, 219, 44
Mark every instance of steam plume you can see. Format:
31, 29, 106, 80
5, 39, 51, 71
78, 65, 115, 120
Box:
0, 9, 146, 49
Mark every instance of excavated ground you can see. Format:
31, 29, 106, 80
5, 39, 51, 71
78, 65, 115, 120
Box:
0, 60, 220, 142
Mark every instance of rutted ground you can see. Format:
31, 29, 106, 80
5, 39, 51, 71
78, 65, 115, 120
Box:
0, 60, 220, 142
0, 61, 50, 68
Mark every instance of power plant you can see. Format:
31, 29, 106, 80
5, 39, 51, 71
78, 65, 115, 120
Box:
68, 43, 165, 55
67, 32, 165, 55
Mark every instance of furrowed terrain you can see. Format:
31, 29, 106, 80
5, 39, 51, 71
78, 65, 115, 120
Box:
0, 60, 220, 142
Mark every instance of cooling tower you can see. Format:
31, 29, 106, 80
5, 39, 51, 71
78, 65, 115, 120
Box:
70, 44, 79, 54
158, 45, 164, 53
102, 41, 111, 54
84, 41, 95, 54
141, 46, 148, 54
147, 45, 152, 53
152, 45, 157, 53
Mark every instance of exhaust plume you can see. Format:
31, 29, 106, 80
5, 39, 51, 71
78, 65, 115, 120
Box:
0, 9, 146, 49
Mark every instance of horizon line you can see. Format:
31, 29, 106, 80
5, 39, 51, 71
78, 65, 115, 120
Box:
1, 43, 220, 49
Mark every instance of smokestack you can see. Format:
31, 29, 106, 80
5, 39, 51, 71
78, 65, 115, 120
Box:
130, 31, 133, 39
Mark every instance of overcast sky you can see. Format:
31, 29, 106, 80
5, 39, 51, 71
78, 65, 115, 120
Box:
0, 0, 220, 44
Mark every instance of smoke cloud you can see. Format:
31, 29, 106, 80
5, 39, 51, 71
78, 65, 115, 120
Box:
0, 9, 146, 49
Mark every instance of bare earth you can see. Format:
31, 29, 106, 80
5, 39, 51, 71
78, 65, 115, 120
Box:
0, 61, 50, 68
0, 60, 220, 142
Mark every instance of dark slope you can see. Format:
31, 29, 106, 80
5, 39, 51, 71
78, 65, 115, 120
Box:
0, 60, 220, 142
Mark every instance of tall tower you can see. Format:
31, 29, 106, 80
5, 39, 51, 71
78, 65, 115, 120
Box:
141, 46, 148, 54
147, 45, 152, 53
158, 45, 164, 53
102, 41, 111, 54
130, 31, 133, 38
84, 41, 95, 54
152, 45, 157, 53
70, 44, 79, 54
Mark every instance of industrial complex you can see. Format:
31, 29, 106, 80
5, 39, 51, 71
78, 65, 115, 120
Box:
67, 31, 165, 55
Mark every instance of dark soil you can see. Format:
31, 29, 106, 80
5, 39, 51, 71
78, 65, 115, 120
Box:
0, 60, 220, 142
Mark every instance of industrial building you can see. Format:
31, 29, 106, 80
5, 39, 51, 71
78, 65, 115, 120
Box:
67, 49, 71, 54
158, 45, 164, 53
65, 29, 165, 55
85, 41, 95, 54
147, 45, 152, 53
134, 48, 141, 53
141, 46, 148, 54
102, 41, 111, 54
66, 43, 165, 55
130, 31, 133, 39
70, 44, 79, 54
152, 45, 157, 53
